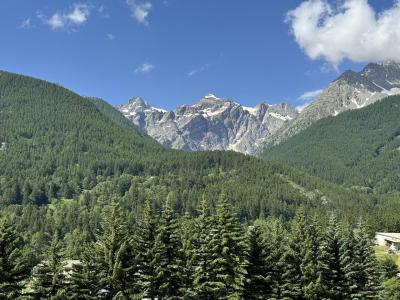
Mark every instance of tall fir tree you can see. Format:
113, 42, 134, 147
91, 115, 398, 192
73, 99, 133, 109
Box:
280, 208, 308, 299
31, 234, 66, 299
191, 196, 215, 299
243, 220, 273, 299
339, 225, 359, 298
207, 194, 248, 299
352, 220, 380, 299
179, 212, 197, 297
65, 248, 98, 300
132, 198, 158, 299
317, 214, 347, 299
92, 198, 132, 299
152, 198, 185, 299
300, 216, 323, 300
0, 219, 32, 299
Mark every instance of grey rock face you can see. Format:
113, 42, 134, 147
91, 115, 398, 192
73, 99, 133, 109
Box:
264, 61, 400, 148
117, 94, 298, 154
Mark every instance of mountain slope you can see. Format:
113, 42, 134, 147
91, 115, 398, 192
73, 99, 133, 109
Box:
0, 71, 164, 181
263, 95, 400, 194
117, 93, 298, 154
0, 70, 376, 222
263, 61, 400, 149
89, 97, 150, 139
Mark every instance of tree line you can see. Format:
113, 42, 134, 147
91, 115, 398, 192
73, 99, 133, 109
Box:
1, 195, 399, 299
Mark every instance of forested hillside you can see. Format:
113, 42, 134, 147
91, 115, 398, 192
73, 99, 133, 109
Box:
0, 71, 399, 298
263, 96, 400, 194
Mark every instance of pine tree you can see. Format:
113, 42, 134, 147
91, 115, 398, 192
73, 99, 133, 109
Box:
280, 208, 308, 299
191, 196, 215, 299
92, 198, 132, 299
0, 219, 31, 299
264, 217, 287, 299
31, 234, 66, 299
132, 198, 158, 298
243, 220, 273, 299
152, 198, 185, 299
340, 225, 359, 298
65, 250, 98, 300
317, 214, 347, 299
301, 216, 323, 300
179, 212, 197, 297
207, 194, 247, 299
352, 220, 380, 299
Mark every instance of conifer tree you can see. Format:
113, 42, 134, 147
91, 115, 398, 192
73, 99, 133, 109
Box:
132, 198, 158, 298
65, 249, 98, 300
243, 220, 273, 299
191, 196, 215, 299
92, 198, 132, 299
207, 194, 247, 299
339, 226, 359, 298
352, 220, 380, 299
0, 219, 31, 299
301, 216, 323, 299
179, 212, 197, 297
152, 198, 185, 299
31, 234, 66, 299
280, 208, 308, 299
317, 214, 347, 299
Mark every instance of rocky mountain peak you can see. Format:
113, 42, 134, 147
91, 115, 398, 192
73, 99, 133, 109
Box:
264, 61, 400, 150
128, 97, 148, 107
117, 95, 298, 154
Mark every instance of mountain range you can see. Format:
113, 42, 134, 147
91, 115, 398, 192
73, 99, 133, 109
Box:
117, 61, 400, 154
117, 94, 297, 154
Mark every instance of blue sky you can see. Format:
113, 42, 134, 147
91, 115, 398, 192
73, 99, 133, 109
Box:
0, 0, 397, 110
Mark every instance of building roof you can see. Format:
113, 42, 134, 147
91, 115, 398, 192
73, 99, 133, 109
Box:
376, 232, 400, 240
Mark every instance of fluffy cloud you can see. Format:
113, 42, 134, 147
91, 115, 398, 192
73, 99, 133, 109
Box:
298, 89, 323, 101
37, 3, 90, 30
126, 0, 152, 25
135, 63, 155, 73
286, 0, 400, 67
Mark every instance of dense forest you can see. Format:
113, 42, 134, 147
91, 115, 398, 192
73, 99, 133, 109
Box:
1, 197, 399, 299
1, 71, 400, 298
263, 96, 400, 194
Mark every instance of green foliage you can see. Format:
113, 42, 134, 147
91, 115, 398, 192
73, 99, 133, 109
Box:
0, 219, 31, 299
380, 278, 400, 299
31, 234, 66, 299
243, 221, 273, 299
380, 257, 399, 281
207, 195, 248, 299
152, 198, 185, 299
263, 95, 400, 194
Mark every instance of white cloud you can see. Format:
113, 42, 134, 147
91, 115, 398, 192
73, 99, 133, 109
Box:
135, 63, 155, 73
296, 102, 312, 112
126, 0, 152, 25
188, 64, 210, 77
107, 33, 115, 41
286, 0, 400, 67
298, 89, 323, 101
37, 3, 91, 30
19, 18, 32, 29
67, 4, 90, 24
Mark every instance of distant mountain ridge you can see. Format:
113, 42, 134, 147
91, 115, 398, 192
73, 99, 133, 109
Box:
117, 93, 298, 154
262, 95, 400, 194
118, 61, 400, 155
263, 61, 400, 149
